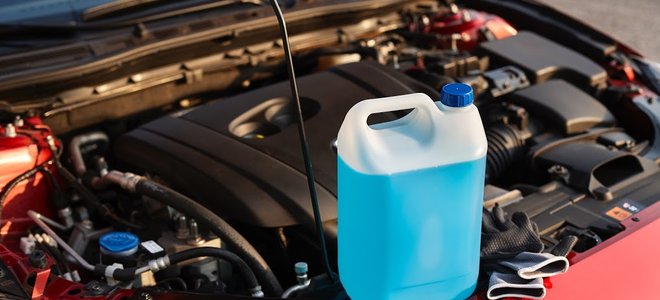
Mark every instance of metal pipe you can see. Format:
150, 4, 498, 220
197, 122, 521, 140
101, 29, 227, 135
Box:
282, 281, 311, 298
32, 211, 69, 231
27, 210, 95, 271
91, 170, 141, 191
68, 132, 109, 176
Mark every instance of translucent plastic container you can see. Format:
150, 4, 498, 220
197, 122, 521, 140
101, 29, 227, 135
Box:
337, 87, 487, 300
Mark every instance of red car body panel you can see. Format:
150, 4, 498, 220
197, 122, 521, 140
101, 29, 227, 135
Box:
545, 201, 660, 299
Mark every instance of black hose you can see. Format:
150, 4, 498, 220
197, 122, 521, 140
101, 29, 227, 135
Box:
106, 247, 261, 294
0, 161, 52, 222
56, 165, 146, 230
169, 247, 259, 292
134, 178, 282, 296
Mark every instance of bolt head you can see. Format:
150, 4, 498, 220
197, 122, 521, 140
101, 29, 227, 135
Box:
138, 292, 153, 300
28, 250, 47, 269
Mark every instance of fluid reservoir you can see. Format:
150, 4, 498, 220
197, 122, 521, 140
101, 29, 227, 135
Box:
99, 231, 140, 267
337, 83, 487, 300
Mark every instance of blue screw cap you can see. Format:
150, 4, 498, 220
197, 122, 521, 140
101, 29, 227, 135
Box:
440, 83, 474, 107
99, 232, 139, 254
294, 262, 308, 275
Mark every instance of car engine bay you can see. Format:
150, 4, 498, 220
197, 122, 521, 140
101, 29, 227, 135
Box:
0, 0, 659, 299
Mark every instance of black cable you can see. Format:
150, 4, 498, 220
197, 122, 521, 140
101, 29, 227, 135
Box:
0, 161, 52, 222
133, 178, 282, 296
40, 241, 71, 274
27, 227, 71, 274
269, 0, 337, 282
34, 242, 62, 274
168, 247, 258, 291
44, 242, 71, 274
39, 168, 68, 210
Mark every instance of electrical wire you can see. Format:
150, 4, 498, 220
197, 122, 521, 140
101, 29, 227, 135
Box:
0, 160, 53, 223
39, 167, 68, 210
269, 0, 337, 282
39, 240, 71, 274
34, 242, 63, 274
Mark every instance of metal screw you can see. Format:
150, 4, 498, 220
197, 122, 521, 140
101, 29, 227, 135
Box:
29, 250, 47, 269
85, 281, 104, 296
45, 135, 57, 151
449, 3, 459, 14
176, 215, 189, 240
80, 220, 94, 230
138, 292, 153, 300
4, 124, 16, 138
187, 219, 204, 246
13, 116, 24, 127
548, 165, 569, 181
95, 157, 109, 176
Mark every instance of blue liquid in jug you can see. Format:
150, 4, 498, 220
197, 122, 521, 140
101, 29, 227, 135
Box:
338, 156, 486, 300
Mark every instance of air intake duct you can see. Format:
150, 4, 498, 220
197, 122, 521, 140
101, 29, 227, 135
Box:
486, 123, 527, 181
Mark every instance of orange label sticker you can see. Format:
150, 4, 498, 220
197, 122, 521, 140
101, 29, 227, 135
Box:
606, 207, 632, 221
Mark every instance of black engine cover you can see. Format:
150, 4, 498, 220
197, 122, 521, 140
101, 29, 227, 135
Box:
115, 61, 438, 227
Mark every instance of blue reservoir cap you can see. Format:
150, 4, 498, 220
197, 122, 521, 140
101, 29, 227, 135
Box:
440, 83, 474, 107
99, 232, 139, 254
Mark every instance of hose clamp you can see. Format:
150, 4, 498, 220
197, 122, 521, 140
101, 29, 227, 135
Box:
148, 256, 170, 273
105, 264, 122, 280
249, 286, 264, 297
121, 172, 142, 192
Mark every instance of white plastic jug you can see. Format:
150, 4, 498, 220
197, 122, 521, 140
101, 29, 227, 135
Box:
337, 84, 487, 300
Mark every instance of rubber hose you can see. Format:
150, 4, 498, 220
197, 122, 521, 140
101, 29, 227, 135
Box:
107, 247, 260, 294
169, 247, 259, 291
134, 179, 282, 296
56, 165, 146, 230
486, 124, 526, 181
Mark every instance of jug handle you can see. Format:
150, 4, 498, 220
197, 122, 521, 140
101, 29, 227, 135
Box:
346, 93, 438, 130
338, 93, 442, 173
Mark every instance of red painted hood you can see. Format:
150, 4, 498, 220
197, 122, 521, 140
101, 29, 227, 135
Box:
544, 201, 660, 299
